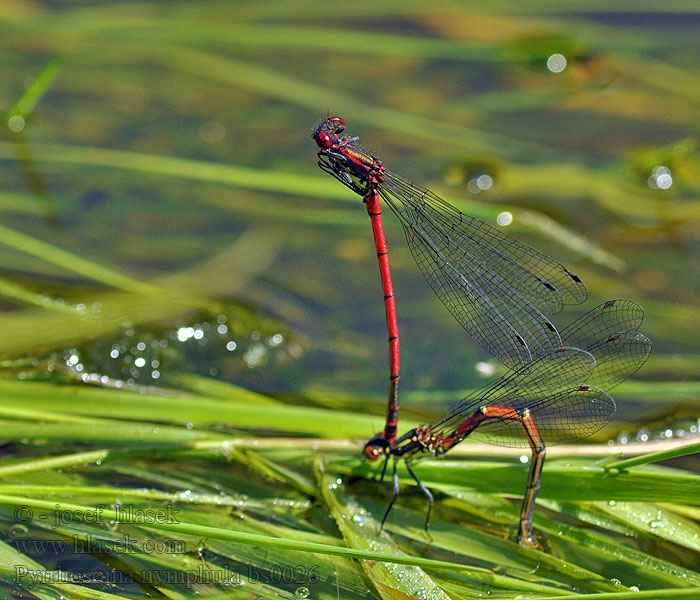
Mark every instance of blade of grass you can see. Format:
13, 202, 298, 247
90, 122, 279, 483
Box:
0, 222, 159, 296
0, 494, 493, 573
0, 142, 615, 265
385, 500, 623, 593
0, 484, 273, 508
158, 45, 561, 162
0, 140, 337, 201
0, 230, 280, 354
0, 379, 418, 440
0, 419, 221, 444
0, 539, 134, 600
604, 441, 700, 470
3, 54, 65, 122
317, 459, 613, 597
538, 589, 700, 599
0, 274, 83, 313
334, 457, 700, 504
594, 501, 700, 553
233, 449, 316, 497
439, 488, 700, 589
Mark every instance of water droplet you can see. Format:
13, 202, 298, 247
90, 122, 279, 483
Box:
352, 513, 366, 526
8, 115, 25, 132
9, 524, 29, 537
496, 211, 513, 226
177, 327, 194, 342
648, 165, 673, 189
547, 53, 567, 73
475, 361, 496, 377
477, 174, 493, 190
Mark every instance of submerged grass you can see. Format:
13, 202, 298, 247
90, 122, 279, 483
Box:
0, 375, 698, 598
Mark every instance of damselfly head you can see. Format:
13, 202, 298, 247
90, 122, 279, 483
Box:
363, 444, 384, 461
312, 116, 346, 149
362, 432, 389, 461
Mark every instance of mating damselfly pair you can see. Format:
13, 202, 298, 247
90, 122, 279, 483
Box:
312, 116, 651, 546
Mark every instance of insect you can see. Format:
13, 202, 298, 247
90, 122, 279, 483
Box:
313, 116, 587, 457
375, 299, 651, 546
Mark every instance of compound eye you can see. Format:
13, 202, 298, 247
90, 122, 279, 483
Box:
363, 445, 382, 461
315, 131, 333, 149
328, 116, 345, 133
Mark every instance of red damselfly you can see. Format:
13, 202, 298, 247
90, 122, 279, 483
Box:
378, 299, 651, 546
313, 117, 587, 458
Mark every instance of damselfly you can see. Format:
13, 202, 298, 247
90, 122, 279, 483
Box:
313, 117, 588, 457
378, 299, 651, 546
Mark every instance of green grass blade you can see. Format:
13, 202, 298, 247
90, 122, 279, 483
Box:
594, 501, 700, 553
539, 589, 700, 599
0, 222, 159, 296
605, 442, 700, 470
0, 140, 335, 201
334, 457, 700, 504
3, 54, 65, 122
0, 494, 491, 573
0, 419, 220, 444
0, 380, 416, 440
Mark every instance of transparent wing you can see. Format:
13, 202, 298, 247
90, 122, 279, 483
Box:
381, 173, 578, 369
384, 170, 587, 311
432, 347, 597, 438
560, 300, 651, 391
427, 317, 649, 449
472, 385, 616, 448
397, 219, 557, 369
561, 299, 644, 349
585, 331, 651, 392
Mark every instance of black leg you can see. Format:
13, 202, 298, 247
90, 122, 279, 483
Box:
379, 454, 389, 482
379, 459, 400, 532
405, 461, 434, 532
518, 446, 546, 547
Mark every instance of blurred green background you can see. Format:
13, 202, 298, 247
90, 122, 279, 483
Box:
2, 3, 700, 599
1, 1, 699, 441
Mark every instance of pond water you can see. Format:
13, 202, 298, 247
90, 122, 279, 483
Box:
2, 4, 699, 441
1, 6, 700, 453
